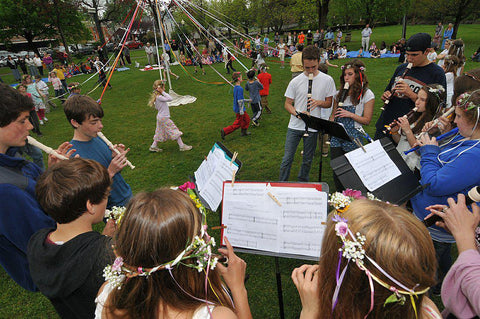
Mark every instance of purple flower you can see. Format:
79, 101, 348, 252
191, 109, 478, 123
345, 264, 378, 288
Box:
335, 222, 349, 237
332, 214, 348, 223
342, 189, 365, 199
112, 257, 124, 272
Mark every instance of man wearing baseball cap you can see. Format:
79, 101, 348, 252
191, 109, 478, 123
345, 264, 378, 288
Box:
374, 33, 446, 140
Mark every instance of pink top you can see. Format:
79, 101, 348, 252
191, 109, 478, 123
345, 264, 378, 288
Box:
155, 92, 173, 118
441, 249, 480, 318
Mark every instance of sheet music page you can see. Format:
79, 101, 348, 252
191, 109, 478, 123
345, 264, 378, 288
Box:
345, 140, 401, 191
222, 183, 327, 258
195, 144, 239, 211
272, 187, 327, 257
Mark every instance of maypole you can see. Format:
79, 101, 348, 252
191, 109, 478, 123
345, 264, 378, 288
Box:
154, 0, 172, 91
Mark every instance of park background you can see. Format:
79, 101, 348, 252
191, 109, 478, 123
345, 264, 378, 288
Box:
0, 0, 479, 316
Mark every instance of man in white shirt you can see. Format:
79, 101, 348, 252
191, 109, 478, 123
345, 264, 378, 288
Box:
279, 45, 336, 182
361, 24, 373, 51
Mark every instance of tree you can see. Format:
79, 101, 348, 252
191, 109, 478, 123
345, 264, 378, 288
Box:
50, 0, 90, 57
0, 0, 57, 52
416, 0, 479, 39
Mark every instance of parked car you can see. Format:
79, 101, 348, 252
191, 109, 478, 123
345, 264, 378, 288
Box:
38, 47, 53, 55
125, 40, 143, 49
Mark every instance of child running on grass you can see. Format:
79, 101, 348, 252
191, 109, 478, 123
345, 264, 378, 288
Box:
257, 64, 272, 114
221, 72, 251, 139
148, 80, 192, 152
245, 69, 263, 127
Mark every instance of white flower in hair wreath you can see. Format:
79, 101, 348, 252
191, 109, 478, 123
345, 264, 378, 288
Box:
104, 206, 126, 225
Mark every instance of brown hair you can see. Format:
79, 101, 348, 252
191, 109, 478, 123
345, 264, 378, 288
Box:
443, 55, 460, 78
457, 90, 480, 125
301, 45, 320, 62
105, 189, 233, 318
317, 200, 436, 319
0, 83, 33, 127
35, 158, 111, 224
337, 59, 369, 106
232, 71, 242, 82
64, 95, 104, 127
453, 68, 480, 104
447, 39, 466, 64
410, 84, 446, 134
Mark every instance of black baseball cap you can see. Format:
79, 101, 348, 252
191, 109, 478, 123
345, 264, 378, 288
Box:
406, 33, 431, 52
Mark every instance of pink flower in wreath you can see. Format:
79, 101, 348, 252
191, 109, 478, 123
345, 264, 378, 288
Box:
112, 257, 124, 271
342, 189, 365, 199
335, 222, 349, 237
179, 181, 196, 191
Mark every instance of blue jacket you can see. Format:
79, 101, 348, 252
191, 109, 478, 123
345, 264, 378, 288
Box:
0, 148, 55, 291
233, 85, 245, 114
412, 136, 480, 242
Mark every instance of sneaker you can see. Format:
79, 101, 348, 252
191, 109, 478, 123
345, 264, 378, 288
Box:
149, 146, 162, 152
39, 120, 44, 125
252, 120, 259, 127
44, 117, 48, 122
180, 145, 192, 151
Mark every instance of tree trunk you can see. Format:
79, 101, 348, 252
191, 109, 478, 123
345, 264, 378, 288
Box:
317, 0, 330, 30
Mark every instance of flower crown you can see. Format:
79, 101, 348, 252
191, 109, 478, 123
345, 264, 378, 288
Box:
328, 189, 377, 213
103, 182, 217, 290
457, 91, 480, 111
104, 206, 126, 225
331, 214, 430, 318
341, 64, 366, 72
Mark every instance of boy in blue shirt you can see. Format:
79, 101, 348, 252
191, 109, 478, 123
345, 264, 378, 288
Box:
221, 72, 251, 139
64, 95, 132, 208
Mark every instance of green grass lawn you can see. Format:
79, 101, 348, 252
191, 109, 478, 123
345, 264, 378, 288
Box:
0, 24, 479, 318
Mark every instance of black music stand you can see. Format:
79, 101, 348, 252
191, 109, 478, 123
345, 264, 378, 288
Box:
298, 113, 352, 181
330, 137, 423, 204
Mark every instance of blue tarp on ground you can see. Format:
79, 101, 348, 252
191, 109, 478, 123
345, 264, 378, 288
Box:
346, 51, 400, 58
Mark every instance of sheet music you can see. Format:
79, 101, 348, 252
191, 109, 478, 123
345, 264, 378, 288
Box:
222, 183, 327, 258
344, 140, 401, 191
194, 144, 239, 211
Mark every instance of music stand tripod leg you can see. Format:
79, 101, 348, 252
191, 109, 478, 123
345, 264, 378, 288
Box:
275, 256, 285, 319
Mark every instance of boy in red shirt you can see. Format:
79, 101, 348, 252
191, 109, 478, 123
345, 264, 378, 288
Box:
257, 64, 272, 113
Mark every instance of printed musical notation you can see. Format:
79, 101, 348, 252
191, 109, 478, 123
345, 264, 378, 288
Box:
222, 182, 327, 258
194, 144, 239, 211
345, 140, 401, 191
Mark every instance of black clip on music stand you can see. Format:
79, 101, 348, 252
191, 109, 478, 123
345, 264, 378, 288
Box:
298, 112, 352, 181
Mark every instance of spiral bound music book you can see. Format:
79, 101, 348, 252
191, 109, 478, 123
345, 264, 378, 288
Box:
194, 142, 242, 211
220, 181, 329, 260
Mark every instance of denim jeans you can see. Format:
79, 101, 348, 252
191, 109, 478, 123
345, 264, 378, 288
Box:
279, 128, 318, 182
433, 240, 452, 285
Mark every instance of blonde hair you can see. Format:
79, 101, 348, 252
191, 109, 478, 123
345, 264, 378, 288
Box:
318, 200, 436, 318
148, 80, 165, 107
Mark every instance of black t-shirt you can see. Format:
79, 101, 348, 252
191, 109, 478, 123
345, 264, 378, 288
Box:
375, 62, 446, 139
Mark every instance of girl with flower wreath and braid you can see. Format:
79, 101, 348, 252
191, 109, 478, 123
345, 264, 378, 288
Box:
292, 199, 441, 319
95, 188, 252, 319
390, 84, 446, 172
329, 59, 375, 191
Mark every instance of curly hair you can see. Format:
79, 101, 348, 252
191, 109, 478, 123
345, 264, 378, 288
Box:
336, 59, 369, 106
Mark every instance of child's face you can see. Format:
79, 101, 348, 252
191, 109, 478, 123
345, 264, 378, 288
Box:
0, 111, 33, 152
343, 68, 356, 86
73, 115, 104, 140
415, 89, 428, 112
